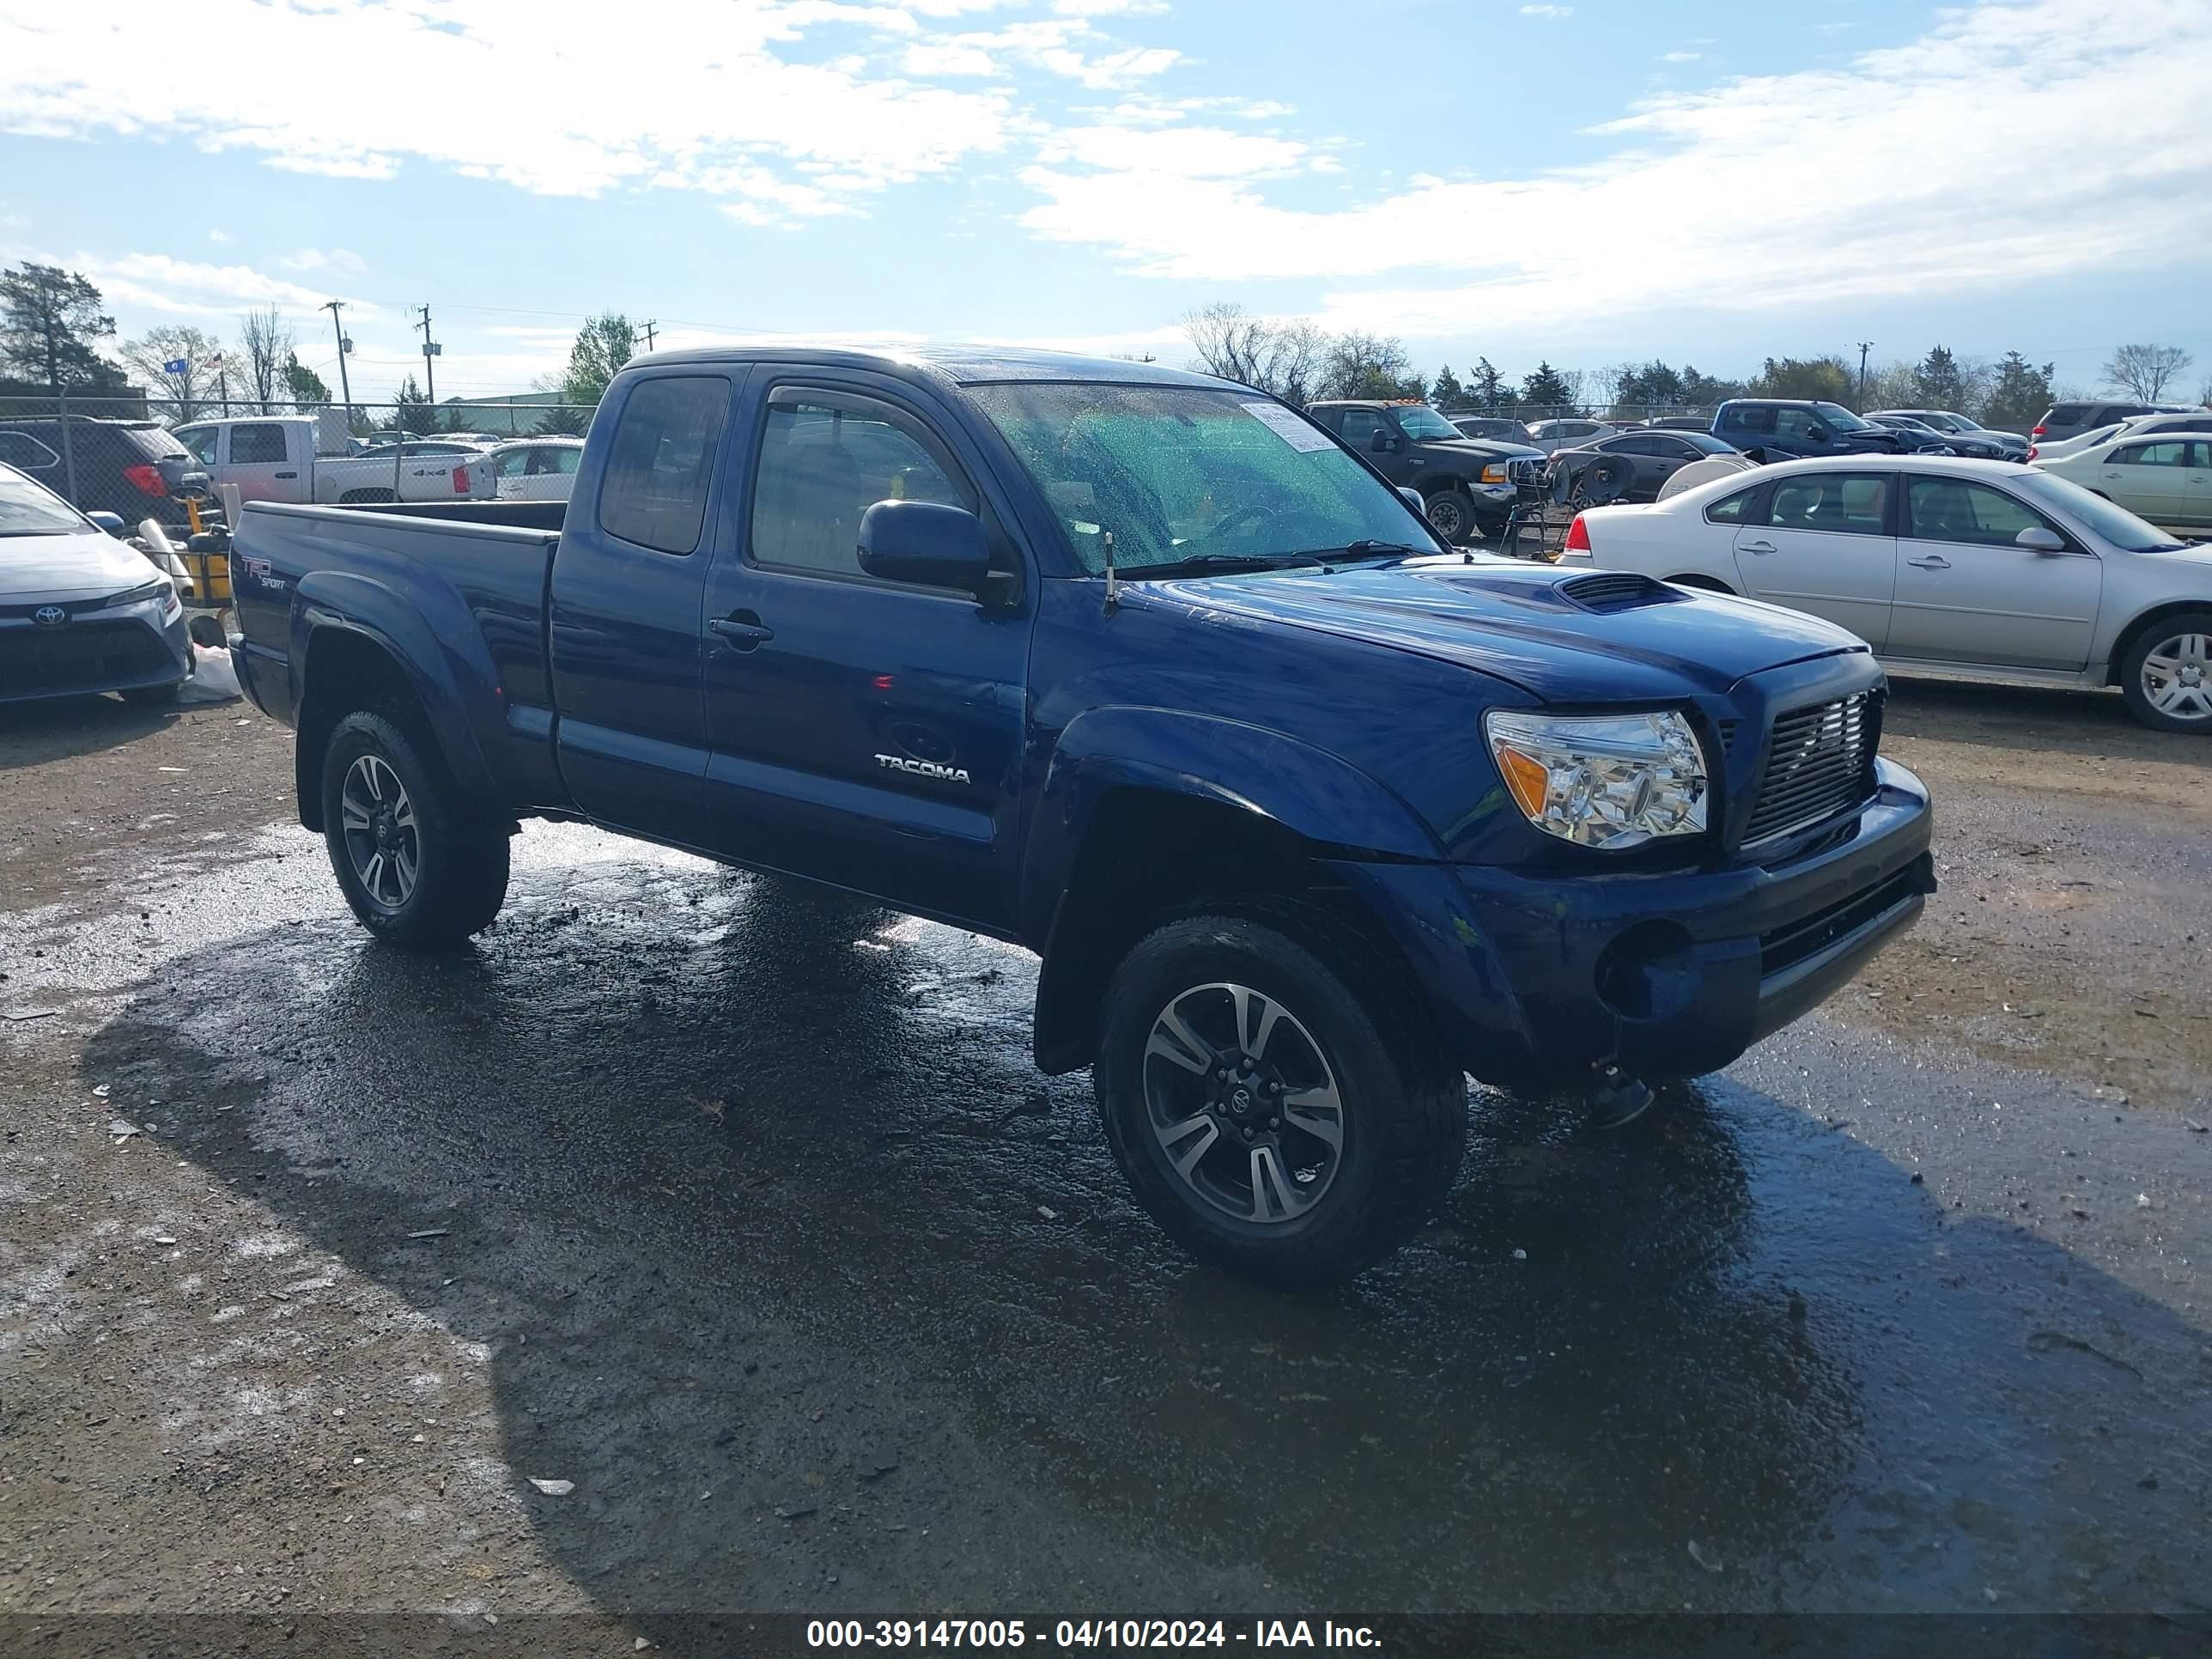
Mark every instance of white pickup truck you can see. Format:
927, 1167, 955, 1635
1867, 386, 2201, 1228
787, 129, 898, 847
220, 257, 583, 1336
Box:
170, 416, 496, 507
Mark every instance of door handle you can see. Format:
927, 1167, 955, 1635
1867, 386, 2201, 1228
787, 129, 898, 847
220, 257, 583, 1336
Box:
1905, 555, 1951, 569
708, 612, 775, 649
1740, 539, 1776, 555
275, 471, 297, 479
2101, 471, 2121, 479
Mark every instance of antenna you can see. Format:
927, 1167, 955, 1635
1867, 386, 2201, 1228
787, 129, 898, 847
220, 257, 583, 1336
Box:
1102, 529, 1120, 613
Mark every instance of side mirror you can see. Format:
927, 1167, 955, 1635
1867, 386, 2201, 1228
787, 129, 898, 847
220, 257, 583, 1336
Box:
857, 500, 992, 593
1369, 429, 1395, 454
1397, 486, 1426, 514
86, 511, 126, 537
1805, 427, 1829, 444
2015, 526, 2067, 555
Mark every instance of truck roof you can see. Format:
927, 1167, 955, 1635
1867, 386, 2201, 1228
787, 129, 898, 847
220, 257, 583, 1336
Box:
624, 342, 1233, 392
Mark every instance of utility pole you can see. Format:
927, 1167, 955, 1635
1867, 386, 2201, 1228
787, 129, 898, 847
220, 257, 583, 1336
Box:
1856, 341, 1873, 410
641, 319, 658, 352
324, 300, 354, 424
416, 304, 441, 409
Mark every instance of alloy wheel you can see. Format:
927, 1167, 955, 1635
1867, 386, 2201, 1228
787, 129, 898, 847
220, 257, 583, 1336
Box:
339, 754, 421, 910
1142, 981, 1346, 1225
2141, 631, 2212, 723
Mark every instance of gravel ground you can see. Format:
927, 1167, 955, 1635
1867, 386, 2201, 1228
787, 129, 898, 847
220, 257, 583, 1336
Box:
2, 677, 2209, 1650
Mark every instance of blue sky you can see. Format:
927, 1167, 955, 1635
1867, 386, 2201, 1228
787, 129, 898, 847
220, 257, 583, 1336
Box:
3, 0, 2208, 404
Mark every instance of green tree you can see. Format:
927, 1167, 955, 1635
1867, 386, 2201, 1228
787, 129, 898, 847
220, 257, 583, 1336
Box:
1318, 332, 1421, 401
1678, 365, 1742, 408
560, 313, 639, 408
1978, 351, 2056, 431
1747, 355, 1855, 403
283, 353, 331, 410
392, 374, 435, 435
1520, 360, 1574, 412
0, 262, 131, 392
120, 325, 223, 419
1911, 344, 1971, 412
1468, 357, 1514, 412
1613, 359, 1686, 411
1431, 363, 1467, 409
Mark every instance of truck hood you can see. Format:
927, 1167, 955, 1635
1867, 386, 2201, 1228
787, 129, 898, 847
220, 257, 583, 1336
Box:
0, 527, 160, 602
1145, 559, 1863, 702
1422, 437, 1542, 462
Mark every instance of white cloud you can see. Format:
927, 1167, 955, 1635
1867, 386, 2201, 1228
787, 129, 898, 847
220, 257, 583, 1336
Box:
206, 228, 229, 243
279, 248, 369, 276
1661, 51, 1700, 63
70, 252, 379, 320
1519, 5, 1571, 16
1017, 0, 2212, 336
903, 16, 1180, 88
0, 0, 1020, 224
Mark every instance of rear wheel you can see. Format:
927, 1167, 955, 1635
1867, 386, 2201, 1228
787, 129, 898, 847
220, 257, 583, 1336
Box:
2120, 613, 2212, 732
1095, 915, 1466, 1286
320, 710, 511, 944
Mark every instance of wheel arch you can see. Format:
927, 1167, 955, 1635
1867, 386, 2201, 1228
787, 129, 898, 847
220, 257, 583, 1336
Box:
1665, 573, 1735, 593
293, 620, 496, 831
2105, 601, 2212, 688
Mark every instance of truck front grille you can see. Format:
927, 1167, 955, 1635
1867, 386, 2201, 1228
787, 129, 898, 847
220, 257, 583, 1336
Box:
1742, 690, 1881, 846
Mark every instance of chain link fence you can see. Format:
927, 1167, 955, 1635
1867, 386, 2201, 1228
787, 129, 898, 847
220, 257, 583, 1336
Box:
0, 392, 600, 523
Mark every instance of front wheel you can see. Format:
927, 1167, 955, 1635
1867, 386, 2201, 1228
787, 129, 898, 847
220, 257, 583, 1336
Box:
1422, 487, 1480, 545
1095, 915, 1466, 1286
2120, 614, 2212, 732
320, 710, 512, 945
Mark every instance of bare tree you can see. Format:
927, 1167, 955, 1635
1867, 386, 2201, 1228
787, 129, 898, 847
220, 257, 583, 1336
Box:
2102, 343, 2192, 402
119, 325, 223, 420
1181, 303, 1328, 404
237, 305, 295, 414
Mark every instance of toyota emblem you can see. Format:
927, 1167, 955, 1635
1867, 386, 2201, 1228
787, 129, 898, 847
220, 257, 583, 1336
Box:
33, 605, 67, 628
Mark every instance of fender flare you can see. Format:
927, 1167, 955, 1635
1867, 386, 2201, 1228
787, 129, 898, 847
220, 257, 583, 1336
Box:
1019, 706, 1443, 945
289, 568, 503, 801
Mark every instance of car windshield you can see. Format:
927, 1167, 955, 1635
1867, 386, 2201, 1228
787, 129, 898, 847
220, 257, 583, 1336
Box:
970, 382, 1437, 575
0, 470, 88, 538
1814, 402, 1874, 432
2017, 471, 2186, 552
1391, 405, 1462, 441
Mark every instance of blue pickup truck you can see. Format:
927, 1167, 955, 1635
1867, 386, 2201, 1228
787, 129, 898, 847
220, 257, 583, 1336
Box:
228, 346, 1935, 1283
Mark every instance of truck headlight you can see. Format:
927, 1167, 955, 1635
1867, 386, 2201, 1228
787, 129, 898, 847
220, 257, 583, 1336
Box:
1485, 710, 1710, 848
1479, 463, 1509, 483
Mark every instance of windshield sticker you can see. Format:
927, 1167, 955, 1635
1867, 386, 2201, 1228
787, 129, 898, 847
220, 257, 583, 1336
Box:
1241, 402, 1335, 453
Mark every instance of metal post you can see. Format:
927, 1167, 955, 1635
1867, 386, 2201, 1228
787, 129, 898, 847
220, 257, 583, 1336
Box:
56, 389, 79, 509
1856, 342, 1873, 411
325, 301, 353, 426
416, 305, 437, 410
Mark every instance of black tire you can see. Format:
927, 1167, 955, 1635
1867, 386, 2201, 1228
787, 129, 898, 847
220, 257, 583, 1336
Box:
319, 710, 510, 945
1423, 487, 1480, 545
2118, 611, 2212, 732
1095, 914, 1466, 1287
121, 678, 184, 706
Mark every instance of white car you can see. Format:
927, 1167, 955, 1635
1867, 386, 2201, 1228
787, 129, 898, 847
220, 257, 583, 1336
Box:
2033, 433, 2212, 532
2027, 410, 2212, 465
172, 416, 497, 506
1522, 417, 1628, 455
483, 438, 584, 501
1564, 453, 2212, 729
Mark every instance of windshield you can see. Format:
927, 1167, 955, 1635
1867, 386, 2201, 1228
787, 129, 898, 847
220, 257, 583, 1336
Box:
1391, 404, 1462, 441
1814, 402, 1874, 432
0, 470, 88, 538
969, 383, 1437, 574
2018, 471, 2186, 552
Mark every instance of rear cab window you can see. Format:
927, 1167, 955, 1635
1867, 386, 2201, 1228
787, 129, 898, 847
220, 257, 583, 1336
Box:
596, 377, 731, 556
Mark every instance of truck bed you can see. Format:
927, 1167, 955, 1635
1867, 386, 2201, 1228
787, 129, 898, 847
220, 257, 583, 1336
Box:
228, 501, 562, 805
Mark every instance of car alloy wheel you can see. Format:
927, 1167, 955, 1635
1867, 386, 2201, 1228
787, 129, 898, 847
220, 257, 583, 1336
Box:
2140, 631, 2212, 724
339, 753, 421, 910
1142, 981, 1346, 1224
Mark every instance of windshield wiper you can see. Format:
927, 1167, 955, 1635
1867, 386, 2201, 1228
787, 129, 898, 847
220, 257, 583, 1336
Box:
1131, 552, 1326, 578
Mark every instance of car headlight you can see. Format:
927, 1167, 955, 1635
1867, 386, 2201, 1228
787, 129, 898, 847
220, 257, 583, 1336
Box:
1479, 463, 1509, 483
1485, 710, 1710, 849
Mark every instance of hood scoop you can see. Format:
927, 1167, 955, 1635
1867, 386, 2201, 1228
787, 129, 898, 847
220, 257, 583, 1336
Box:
1554, 571, 1685, 613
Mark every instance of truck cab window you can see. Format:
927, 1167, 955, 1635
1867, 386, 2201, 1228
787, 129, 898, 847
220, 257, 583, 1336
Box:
750, 394, 970, 579
230, 424, 289, 465
597, 376, 728, 556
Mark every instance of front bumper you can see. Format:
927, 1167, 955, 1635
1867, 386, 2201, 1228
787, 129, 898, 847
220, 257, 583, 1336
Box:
1328, 757, 1935, 1086
0, 593, 191, 704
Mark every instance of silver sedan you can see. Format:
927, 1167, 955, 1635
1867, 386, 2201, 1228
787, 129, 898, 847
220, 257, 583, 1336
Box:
0, 462, 193, 705
1566, 454, 2212, 731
